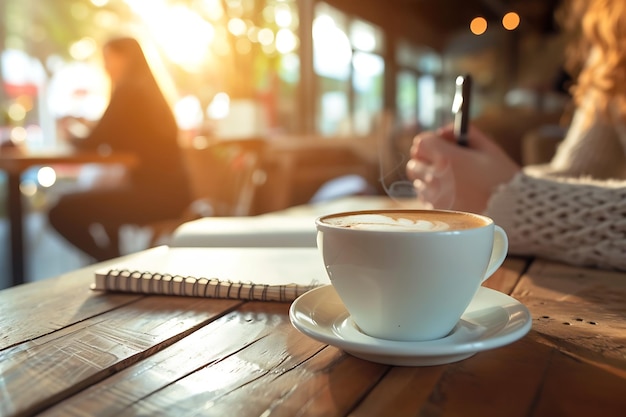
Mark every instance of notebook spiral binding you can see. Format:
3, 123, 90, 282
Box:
103, 269, 313, 302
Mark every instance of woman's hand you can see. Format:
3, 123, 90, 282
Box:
406, 125, 521, 213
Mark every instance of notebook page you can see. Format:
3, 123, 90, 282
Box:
93, 246, 330, 289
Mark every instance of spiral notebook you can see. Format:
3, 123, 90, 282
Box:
91, 246, 330, 302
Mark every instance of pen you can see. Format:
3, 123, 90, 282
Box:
452, 74, 472, 147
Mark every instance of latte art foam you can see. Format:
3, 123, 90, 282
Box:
324, 214, 453, 231
321, 210, 489, 232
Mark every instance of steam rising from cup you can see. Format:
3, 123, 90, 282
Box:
376, 112, 455, 210
379, 142, 456, 210
410, 160, 456, 210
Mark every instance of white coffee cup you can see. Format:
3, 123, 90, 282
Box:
316, 209, 508, 342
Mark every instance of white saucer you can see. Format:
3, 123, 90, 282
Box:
289, 285, 532, 366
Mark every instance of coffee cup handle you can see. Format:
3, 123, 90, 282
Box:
482, 225, 509, 282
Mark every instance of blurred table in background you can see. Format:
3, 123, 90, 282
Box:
0, 148, 138, 287
170, 195, 423, 248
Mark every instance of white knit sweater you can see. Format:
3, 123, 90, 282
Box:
486, 101, 626, 270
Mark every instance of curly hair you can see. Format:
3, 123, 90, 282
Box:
561, 0, 626, 122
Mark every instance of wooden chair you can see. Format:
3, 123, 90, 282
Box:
148, 138, 267, 246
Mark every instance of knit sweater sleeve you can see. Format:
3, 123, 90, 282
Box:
485, 172, 626, 271
536, 102, 626, 178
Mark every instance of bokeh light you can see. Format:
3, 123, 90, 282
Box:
174, 95, 203, 130
20, 180, 38, 197
258, 28, 275, 46
502, 12, 520, 30
247, 26, 260, 43
275, 29, 298, 54
203, 0, 224, 21
274, 3, 293, 28
207, 92, 230, 120
262, 43, 277, 55
94, 10, 119, 27
10, 126, 27, 143
228, 18, 247, 36
262, 4, 275, 23
8, 103, 26, 122
470, 17, 488, 35
37, 167, 57, 188
69, 37, 97, 61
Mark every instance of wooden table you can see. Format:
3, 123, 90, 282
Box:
1, 254, 625, 416
0, 148, 137, 286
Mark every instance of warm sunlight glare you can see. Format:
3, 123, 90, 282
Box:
125, 1, 214, 70
203, 0, 224, 21
46, 62, 108, 120
94, 10, 119, 27
174, 95, 203, 130
213, 26, 231, 56
158, 6, 215, 70
207, 92, 230, 120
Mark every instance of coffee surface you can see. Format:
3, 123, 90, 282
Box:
322, 211, 488, 232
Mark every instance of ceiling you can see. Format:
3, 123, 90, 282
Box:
325, 0, 564, 52
388, 0, 563, 35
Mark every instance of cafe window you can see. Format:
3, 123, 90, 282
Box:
395, 41, 443, 131
0, 0, 305, 145
396, 71, 418, 130
313, 2, 384, 137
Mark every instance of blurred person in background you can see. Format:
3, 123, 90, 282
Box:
405, 0, 626, 271
48, 36, 191, 261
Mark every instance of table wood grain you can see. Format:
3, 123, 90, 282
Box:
1, 255, 625, 417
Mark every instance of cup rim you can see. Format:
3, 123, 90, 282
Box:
315, 209, 494, 233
